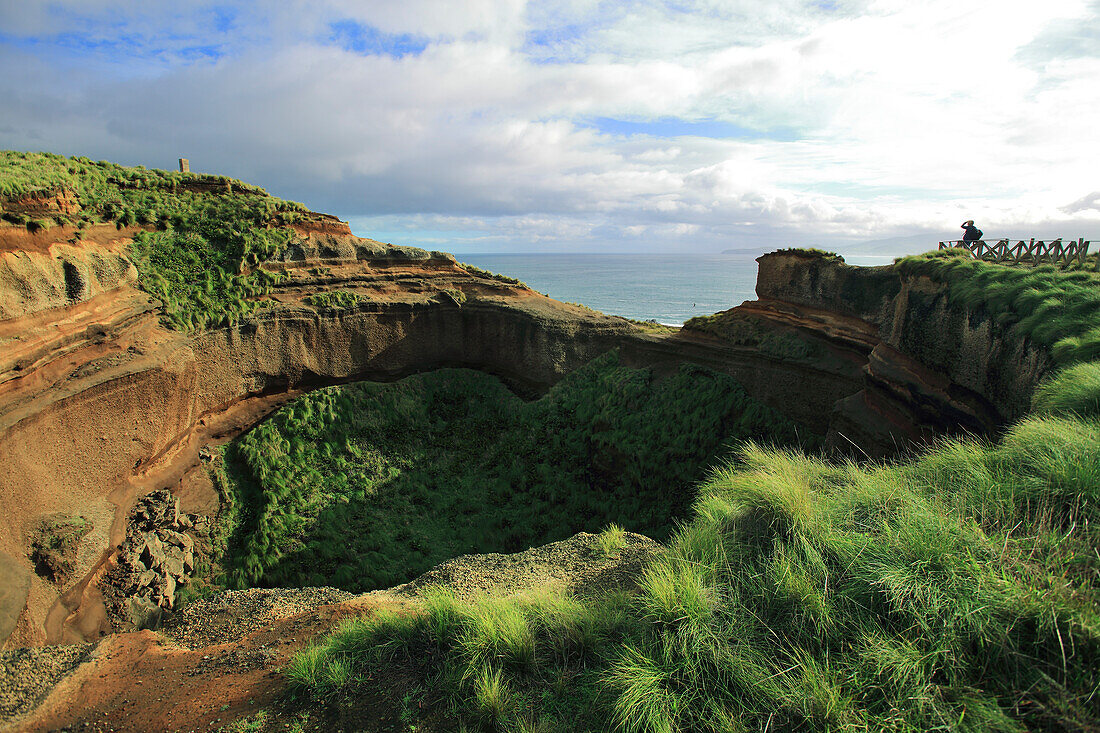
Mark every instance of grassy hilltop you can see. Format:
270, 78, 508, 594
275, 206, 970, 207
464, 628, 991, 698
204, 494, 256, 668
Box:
0, 151, 306, 330
287, 252, 1100, 732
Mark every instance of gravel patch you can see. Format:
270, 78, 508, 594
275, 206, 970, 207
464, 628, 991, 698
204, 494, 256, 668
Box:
0, 642, 94, 723
383, 531, 661, 602
161, 587, 353, 649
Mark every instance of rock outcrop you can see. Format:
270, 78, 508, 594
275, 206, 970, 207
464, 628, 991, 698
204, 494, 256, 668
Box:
686, 250, 1050, 455
104, 490, 207, 629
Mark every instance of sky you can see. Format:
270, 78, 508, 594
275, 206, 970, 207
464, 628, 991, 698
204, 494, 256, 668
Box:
1, 0, 1098, 254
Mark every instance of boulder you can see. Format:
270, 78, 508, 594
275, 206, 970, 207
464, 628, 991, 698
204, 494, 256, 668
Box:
161, 547, 185, 579
126, 594, 162, 628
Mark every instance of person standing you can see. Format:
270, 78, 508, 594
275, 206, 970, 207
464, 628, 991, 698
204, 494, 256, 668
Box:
961, 220, 983, 243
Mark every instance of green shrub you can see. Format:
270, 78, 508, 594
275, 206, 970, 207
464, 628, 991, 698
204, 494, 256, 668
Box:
304, 290, 364, 310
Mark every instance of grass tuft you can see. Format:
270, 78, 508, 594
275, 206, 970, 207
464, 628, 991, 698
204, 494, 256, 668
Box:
594, 524, 627, 555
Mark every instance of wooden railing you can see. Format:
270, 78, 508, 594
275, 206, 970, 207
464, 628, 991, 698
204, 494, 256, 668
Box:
939, 237, 1096, 269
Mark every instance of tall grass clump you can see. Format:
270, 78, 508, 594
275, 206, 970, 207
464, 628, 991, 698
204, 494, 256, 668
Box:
605, 432, 1100, 732
287, 588, 642, 731
1031, 361, 1100, 419
1, 151, 308, 331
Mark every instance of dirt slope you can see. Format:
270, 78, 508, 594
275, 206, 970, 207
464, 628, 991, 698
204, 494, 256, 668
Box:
4, 531, 659, 733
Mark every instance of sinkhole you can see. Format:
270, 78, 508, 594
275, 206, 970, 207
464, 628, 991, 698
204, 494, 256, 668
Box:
209, 351, 816, 593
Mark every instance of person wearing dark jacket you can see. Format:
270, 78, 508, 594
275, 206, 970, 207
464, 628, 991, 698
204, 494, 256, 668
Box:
961, 220, 983, 242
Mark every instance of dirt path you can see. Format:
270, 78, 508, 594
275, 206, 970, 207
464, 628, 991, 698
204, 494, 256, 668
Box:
11, 589, 359, 733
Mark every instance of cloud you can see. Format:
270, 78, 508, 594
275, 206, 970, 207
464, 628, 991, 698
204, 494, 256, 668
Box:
1062, 192, 1100, 214
0, 0, 1098, 252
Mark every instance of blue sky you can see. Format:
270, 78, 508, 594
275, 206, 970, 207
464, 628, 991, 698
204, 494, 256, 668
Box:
0, 0, 1097, 253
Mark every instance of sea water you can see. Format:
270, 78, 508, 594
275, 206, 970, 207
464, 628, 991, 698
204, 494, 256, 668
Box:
458, 252, 895, 325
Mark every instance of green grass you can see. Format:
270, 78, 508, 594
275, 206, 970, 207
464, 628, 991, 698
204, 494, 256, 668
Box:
290, 426, 1100, 731
303, 290, 365, 310
602, 432, 1100, 731
895, 248, 1100, 367
288, 587, 642, 731
594, 524, 628, 555
286, 251, 1100, 731
458, 262, 528, 288
774, 247, 841, 259
217, 350, 814, 591
1, 150, 309, 331
1032, 361, 1100, 419
683, 313, 818, 360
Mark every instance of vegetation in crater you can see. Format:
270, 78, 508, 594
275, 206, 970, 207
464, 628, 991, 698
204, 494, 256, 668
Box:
216, 350, 813, 592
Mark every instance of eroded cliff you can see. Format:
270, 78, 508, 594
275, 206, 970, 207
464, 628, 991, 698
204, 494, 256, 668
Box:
0, 169, 1051, 656
684, 249, 1050, 455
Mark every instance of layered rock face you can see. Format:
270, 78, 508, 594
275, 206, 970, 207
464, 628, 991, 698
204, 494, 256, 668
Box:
0, 221, 661, 649
0, 220, 1047, 651
692, 250, 1049, 455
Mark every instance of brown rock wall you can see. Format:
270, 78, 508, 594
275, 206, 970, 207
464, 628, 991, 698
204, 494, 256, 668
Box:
748, 251, 1050, 454
0, 243, 137, 320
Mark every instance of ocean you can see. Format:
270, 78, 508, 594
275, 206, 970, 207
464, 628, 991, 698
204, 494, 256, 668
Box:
458, 252, 895, 325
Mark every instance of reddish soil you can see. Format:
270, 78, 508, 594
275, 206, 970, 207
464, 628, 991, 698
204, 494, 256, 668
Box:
41, 387, 304, 648
0, 223, 147, 255
21, 602, 366, 732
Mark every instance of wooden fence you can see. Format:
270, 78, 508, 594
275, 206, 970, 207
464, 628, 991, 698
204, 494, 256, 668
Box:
939, 237, 1097, 269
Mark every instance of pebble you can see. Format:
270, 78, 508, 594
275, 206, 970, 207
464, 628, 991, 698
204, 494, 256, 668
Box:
0, 642, 95, 721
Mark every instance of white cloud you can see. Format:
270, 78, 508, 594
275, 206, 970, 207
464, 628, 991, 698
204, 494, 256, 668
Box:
0, 0, 1097, 252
